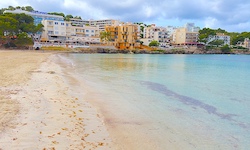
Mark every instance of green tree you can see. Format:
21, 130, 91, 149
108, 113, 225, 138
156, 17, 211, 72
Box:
4, 13, 35, 33
100, 31, 111, 43
65, 14, 73, 21
0, 15, 18, 36
14, 32, 33, 46
198, 28, 216, 44
66, 14, 73, 18
48, 12, 65, 17
0, 8, 7, 15
8, 6, 15, 10
208, 39, 224, 47
220, 44, 231, 53
25, 6, 34, 12
149, 40, 160, 47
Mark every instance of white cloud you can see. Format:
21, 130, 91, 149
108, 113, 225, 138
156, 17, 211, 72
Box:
1, 0, 250, 32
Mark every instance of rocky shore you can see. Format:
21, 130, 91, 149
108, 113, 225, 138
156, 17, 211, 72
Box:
70, 47, 250, 55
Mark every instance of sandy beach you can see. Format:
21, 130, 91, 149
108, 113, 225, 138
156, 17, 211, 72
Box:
0, 50, 113, 149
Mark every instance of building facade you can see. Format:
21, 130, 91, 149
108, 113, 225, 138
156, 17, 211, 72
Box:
141, 24, 169, 47
173, 27, 199, 45
105, 23, 140, 50
207, 33, 231, 45
90, 19, 120, 31
4, 9, 64, 25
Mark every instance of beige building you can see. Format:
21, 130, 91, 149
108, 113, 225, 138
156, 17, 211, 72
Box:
106, 23, 140, 50
41, 20, 66, 42
173, 27, 199, 45
90, 19, 120, 31
41, 20, 100, 44
141, 24, 169, 47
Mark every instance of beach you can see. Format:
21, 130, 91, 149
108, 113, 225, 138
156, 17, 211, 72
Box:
0, 50, 113, 149
1, 51, 250, 150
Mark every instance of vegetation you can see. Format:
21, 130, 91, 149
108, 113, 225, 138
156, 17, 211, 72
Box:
199, 27, 250, 46
198, 28, 216, 44
0, 7, 43, 48
208, 39, 224, 47
100, 31, 111, 43
220, 44, 231, 53
149, 40, 160, 47
41, 46, 70, 51
134, 22, 148, 38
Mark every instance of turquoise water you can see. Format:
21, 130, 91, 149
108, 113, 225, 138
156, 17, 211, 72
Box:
60, 54, 250, 149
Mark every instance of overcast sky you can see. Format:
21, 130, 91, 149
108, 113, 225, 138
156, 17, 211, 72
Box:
1, 0, 250, 32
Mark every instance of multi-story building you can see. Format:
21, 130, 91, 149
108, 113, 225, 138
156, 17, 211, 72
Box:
172, 23, 200, 45
68, 25, 100, 44
207, 33, 230, 45
166, 26, 177, 38
105, 23, 140, 50
242, 38, 250, 49
173, 27, 199, 45
90, 19, 121, 31
4, 9, 64, 25
41, 20, 66, 42
70, 18, 89, 27
140, 24, 169, 47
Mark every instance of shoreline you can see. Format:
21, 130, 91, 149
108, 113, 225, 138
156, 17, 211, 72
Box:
0, 50, 113, 149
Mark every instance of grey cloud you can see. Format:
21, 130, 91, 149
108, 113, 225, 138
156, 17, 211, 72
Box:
2, 0, 250, 32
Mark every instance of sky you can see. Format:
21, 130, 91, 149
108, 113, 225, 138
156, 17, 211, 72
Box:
1, 0, 250, 32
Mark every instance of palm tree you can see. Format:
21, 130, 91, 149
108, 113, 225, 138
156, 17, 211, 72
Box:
100, 31, 111, 43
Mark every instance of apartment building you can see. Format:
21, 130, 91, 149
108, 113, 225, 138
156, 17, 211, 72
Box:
166, 26, 177, 38
105, 23, 140, 50
41, 20, 100, 44
70, 18, 89, 26
68, 24, 100, 44
207, 33, 230, 45
242, 38, 250, 49
41, 20, 66, 42
173, 27, 199, 45
90, 19, 121, 31
140, 24, 169, 46
4, 9, 64, 25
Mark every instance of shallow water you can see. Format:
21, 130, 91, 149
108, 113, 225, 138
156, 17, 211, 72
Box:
59, 54, 250, 150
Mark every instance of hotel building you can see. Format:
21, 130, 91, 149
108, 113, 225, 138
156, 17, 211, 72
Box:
4, 9, 64, 25
105, 23, 140, 50
172, 23, 200, 45
140, 24, 169, 47
207, 33, 231, 45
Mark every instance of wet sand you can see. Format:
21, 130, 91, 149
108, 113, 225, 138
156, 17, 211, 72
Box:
0, 50, 113, 149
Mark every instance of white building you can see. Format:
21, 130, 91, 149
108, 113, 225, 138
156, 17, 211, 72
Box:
89, 19, 121, 31
166, 26, 177, 38
207, 33, 230, 45
4, 9, 64, 25
141, 24, 169, 47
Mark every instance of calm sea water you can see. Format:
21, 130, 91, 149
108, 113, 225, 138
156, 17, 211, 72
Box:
59, 54, 250, 149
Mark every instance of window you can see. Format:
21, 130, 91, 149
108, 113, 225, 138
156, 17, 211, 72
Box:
48, 31, 53, 34
55, 31, 59, 34
61, 23, 65, 26
86, 30, 89, 32
55, 22, 58, 25
91, 30, 94, 33
66, 23, 69, 27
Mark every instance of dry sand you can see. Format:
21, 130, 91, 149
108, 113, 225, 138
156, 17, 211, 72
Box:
0, 50, 113, 149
